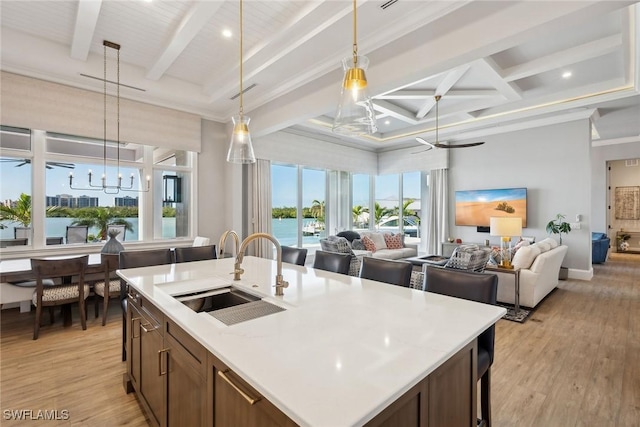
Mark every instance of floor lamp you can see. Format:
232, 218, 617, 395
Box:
490, 217, 522, 269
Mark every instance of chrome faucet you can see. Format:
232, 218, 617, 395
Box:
218, 230, 240, 259
234, 232, 289, 296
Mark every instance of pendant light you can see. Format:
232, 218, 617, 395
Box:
69, 40, 150, 194
332, 0, 377, 136
226, 0, 256, 164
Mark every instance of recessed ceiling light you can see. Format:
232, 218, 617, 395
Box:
562, 71, 572, 79
222, 29, 232, 39
384, 120, 390, 125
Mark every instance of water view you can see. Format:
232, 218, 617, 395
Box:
0, 217, 177, 241
272, 218, 326, 247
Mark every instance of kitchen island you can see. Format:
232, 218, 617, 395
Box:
118, 256, 505, 427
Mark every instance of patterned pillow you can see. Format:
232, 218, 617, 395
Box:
384, 233, 403, 249
361, 235, 377, 252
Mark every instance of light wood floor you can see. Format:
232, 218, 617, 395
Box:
1, 253, 638, 426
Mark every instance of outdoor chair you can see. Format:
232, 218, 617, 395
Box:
66, 225, 89, 244
106, 224, 126, 242
46, 237, 64, 245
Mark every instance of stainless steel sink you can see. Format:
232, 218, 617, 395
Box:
175, 287, 260, 312
174, 287, 285, 325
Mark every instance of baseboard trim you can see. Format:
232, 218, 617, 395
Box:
568, 268, 593, 281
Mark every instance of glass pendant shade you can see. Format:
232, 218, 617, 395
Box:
332, 55, 377, 135
226, 115, 256, 164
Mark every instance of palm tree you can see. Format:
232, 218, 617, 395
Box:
352, 205, 368, 226
310, 200, 325, 222
374, 202, 392, 226
71, 207, 133, 241
0, 193, 58, 229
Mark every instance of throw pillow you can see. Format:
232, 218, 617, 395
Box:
384, 233, 404, 249
512, 245, 541, 269
336, 230, 361, 243
351, 239, 365, 250
368, 232, 387, 250
535, 241, 551, 253
539, 237, 559, 249
361, 235, 377, 252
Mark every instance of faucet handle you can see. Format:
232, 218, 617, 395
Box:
281, 280, 289, 289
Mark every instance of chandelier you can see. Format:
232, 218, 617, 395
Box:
69, 40, 150, 194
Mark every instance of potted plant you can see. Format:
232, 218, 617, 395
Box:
546, 213, 572, 245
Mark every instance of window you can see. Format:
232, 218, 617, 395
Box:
271, 163, 327, 248
0, 127, 33, 245
271, 164, 298, 246
402, 171, 421, 238
1, 126, 195, 248
352, 173, 370, 231
45, 133, 146, 243
375, 174, 399, 232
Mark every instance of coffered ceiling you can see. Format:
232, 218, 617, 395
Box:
1, 0, 639, 152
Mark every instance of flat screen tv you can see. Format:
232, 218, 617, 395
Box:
455, 187, 527, 228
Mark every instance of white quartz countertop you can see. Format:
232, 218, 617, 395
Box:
117, 256, 506, 427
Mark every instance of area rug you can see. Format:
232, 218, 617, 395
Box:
497, 303, 533, 323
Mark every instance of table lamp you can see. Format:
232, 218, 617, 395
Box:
490, 217, 522, 269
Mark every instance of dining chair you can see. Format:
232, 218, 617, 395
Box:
425, 265, 498, 427
92, 253, 120, 326
281, 246, 308, 266
46, 237, 64, 245
106, 224, 126, 242
119, 248, 174, 361
175, 245, 217, 263
66, 225, 89, 244
30, 255, 89, 340
312, 250, 351, 275
359, 257, 413, 287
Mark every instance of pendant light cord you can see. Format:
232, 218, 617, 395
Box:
352, 0, 358, 66
239, 0, 244, 117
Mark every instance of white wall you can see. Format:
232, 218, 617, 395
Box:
198, 119, 232, 245
590, 138, 640, 233
448, 120, 593, 274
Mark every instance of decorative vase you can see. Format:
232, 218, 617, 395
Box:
102, 230, 124, 254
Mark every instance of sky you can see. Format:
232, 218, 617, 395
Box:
0, 159, 143, 206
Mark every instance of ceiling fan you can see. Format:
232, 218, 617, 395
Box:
414, 95, 485, 152
0, 158, 75, 170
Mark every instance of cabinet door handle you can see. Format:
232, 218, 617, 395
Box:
140, 323, 154, 333
131, 317, 141, 339
158, 348, 170, 376
218, 370, 261, 405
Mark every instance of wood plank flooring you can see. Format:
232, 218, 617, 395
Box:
0, 252, 638, 426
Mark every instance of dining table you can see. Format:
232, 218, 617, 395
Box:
0, 253, 105, 322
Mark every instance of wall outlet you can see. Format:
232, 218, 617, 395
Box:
570, 222, 581, 230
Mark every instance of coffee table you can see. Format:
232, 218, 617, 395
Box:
405, 255, 449, 271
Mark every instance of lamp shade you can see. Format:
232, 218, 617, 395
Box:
490, 217, 522, 237
332, 55, 377, 135
226, 115, 256, 164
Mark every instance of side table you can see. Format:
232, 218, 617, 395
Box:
485, 266, 521, 317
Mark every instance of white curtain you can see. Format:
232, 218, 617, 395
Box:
427, 168, 449, 255
251, 159, 273, 258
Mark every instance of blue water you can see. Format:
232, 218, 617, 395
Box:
0, 217, 177, 241
272, 218, 325, 247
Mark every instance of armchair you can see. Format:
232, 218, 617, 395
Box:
592, 232, 610, 264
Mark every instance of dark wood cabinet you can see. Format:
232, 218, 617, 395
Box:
126, 294, 478, 427
165, 319, 208, 426
209, 353, 296, 427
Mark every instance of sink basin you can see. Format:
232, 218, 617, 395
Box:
175, 287, 260, 313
